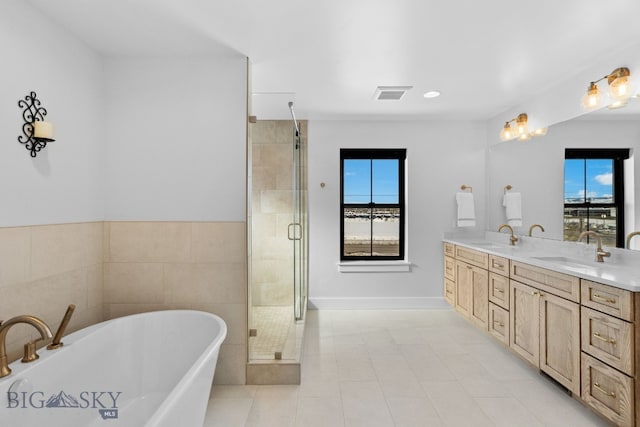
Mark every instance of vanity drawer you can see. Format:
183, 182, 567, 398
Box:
581, 279, 633, 322
444, 256, 456, 281
444, 278, 456, 306
581, 307, 634, 376
488, 255, 509, 276
510, 261, 580, 303
455, 246, 488, 269
444, 242, 455, 258
488, 272, 509, 310
581, 352, 634, 427
488, 302, 509, 346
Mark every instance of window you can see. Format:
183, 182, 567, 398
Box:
340, 148, 406, 260
564, 148, 629, 247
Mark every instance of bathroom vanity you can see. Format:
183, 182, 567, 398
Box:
443, 236, 640, 427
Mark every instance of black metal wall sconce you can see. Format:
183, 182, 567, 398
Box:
18, 91, 55, 158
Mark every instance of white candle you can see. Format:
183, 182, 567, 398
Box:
33, 121, 54, 141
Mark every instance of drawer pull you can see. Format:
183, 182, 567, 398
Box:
493, 320, 504, 327
592, 294, 617, 304
467, 266, 473, 270
593, 332, 616, 345
493, 262, 504, 268
531, 291, 539, 296
446, 289, 453, 295
593, 382, 616, 398
494, 288, 504, 294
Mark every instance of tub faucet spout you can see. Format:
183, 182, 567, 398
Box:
0, 315, 53, 378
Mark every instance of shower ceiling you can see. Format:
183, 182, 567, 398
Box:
25, 0, 640, 120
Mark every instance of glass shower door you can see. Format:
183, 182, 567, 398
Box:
291, 126, 307, 321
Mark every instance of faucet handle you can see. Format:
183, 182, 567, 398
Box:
22, 339, 43, 363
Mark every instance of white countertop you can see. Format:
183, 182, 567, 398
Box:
443, 232, 640, 292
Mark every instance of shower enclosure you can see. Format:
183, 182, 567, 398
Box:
247, 104, 308, 370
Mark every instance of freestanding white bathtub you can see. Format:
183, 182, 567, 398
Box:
0, 310, 227, 427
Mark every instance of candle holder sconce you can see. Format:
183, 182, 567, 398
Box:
18, 91, 55, 158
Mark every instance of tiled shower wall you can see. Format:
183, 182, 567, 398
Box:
251, 120, 307, 306
0, 221, 247, 385
0, 222, 104, 363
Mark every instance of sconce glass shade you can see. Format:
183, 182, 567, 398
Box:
608, 68, 631, 101
518, 132, 531, 141
500, 122, 515, 141
582, 82, 601, 109
515, 113, 528, 136
532, 127, 548, 136
33, 121, 54, 142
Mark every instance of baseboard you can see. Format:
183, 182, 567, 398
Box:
308, 296, 450, 310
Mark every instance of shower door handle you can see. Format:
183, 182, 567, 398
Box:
288, 223, 302, 240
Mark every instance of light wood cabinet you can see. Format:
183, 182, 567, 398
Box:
455, 260, 472, 318
582, 352, 635, 427
511, 260, 580, 302
539, 291, 581, 395
470, 265, 489, 330
444, 278, 456, 306
489, 272, 509, 310
443, 240, 640, 426
510, 280, 540, 367
489, 302, 509, 346
510, 278, 581, 394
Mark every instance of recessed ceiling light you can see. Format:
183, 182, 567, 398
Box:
423, 90, 441, 98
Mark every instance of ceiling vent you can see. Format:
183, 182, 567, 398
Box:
374, 86, 413, 100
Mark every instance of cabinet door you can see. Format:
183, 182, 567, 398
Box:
510, 280, 540, 367
470, 265, 489, 330
444, 278, 456, 306
455, 261, 472, 318
540, 292, 580, 395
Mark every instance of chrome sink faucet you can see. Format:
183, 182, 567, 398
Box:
578, 231, 611, 263
0, 315, 53, 378
498, 224, 518, 246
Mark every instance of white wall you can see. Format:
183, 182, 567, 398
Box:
487, 119, 640, 241
104, 56, 247, 221
0, 0, 105, 227
308, 120, 487, 308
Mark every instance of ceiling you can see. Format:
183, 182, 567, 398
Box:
26, 0, 640, 120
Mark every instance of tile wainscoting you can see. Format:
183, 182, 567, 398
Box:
0, 221, 247, 385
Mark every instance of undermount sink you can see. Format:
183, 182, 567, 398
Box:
531, 256, 597, 270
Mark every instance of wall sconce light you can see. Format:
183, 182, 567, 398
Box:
17, 91, 55, 158
499, 113, 547, 142
581, 67, 633, 110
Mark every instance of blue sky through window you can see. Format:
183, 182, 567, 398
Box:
564, 158, 613, 203
344, 159, 399, 204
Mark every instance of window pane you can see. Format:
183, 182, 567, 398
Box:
372, 159, 399, 204
343, 207, 371, 256
372, 208, 400, 256
344, 159, 370, 204
563, 206, 617, 246
564, 159, 584, 203
586, 159, 613, 203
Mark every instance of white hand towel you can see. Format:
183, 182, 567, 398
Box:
456, 192, 476, 227
503, 192, 522, 227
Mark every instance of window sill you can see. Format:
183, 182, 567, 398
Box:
338, 260, 412, 273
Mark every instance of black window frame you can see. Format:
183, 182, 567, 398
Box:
564, 148, 630, 248
340, 148, 406, 261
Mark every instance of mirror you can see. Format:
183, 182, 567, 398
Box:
487, 105, 640, 249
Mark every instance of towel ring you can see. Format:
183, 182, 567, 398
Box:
504, 185, 512, 194
460, 185, 473, 193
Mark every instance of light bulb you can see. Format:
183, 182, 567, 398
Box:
500, 122, 514, 141
607, 67, 632, 102
532, 127, 548, 136
518, 132, 531, 141
581, 82, 601, 109
515, 113, 528, 135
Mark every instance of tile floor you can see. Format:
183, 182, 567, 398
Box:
204, 309, 610, 427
